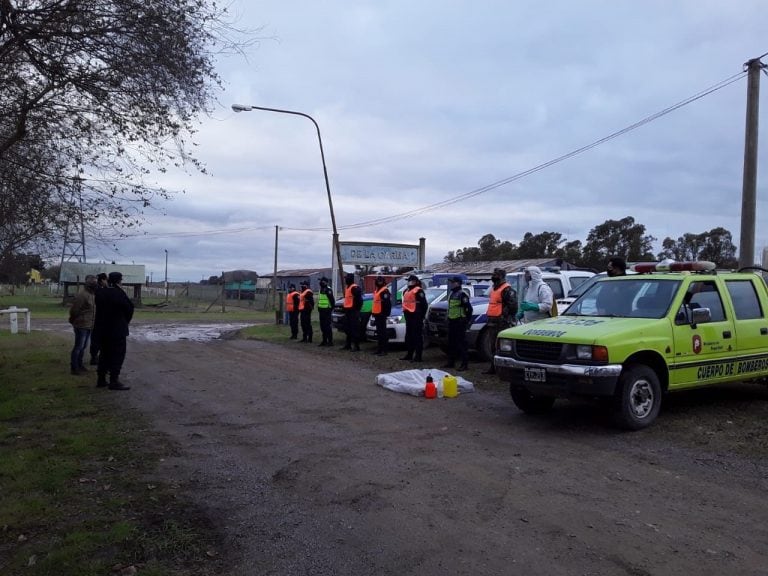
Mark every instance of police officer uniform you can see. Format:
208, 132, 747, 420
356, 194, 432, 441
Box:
316, 277, 336, 346
443, 276, 473, 371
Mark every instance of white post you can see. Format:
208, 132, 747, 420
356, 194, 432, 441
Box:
9, 305, 18, 334
24, 310, 31, 333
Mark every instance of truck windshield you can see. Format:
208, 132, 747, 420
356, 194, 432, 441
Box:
564, 278, 681, 318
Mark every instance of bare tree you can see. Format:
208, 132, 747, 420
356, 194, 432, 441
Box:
0, 0, 253, 263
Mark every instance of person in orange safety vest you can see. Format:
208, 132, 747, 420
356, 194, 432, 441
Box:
285, 284, 300, 339
371, 275, 392, 356
483, 268, 517, 374
298, 280, 314, 343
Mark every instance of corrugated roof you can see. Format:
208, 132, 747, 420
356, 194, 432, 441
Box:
426, 259, 571, 275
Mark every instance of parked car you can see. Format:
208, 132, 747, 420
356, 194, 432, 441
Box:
332, 273, 470, 339
366, 283, 489, 344
426, 270, 594, 360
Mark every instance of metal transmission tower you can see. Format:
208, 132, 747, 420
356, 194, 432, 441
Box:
59, 177, 87, 268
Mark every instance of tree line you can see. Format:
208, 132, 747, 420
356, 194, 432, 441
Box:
442, 216, 739, 271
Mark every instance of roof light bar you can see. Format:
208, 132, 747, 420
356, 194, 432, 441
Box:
631, 260, 716, 273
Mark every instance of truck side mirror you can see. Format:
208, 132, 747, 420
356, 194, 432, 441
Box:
690, 307, 711, 327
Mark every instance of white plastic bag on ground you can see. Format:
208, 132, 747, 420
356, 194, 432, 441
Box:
375, 368, 474, 397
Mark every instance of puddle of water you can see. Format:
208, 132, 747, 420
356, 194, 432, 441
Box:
129, 323, 253, 342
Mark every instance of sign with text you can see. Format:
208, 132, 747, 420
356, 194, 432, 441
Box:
340, 242, 420, 267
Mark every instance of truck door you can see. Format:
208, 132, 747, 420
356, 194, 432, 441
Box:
723, 278, 768, 378
670, 280, 736, 389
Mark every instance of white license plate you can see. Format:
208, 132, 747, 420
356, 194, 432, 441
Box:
524, 367, 546, 382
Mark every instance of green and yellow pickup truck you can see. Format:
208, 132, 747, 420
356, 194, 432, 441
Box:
494, 261, 768, 429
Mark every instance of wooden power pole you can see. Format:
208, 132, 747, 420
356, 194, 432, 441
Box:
739, 56, 766, 268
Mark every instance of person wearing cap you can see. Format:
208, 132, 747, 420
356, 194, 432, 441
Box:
316, 277, 336, 347
94, 271, 134, 390
400, 274, 428, 362
341, 273, 363, 351
285, 284, 300, 339
443, 276, 473, 371
371, 275, 392, 356
68, 275, 97, 375
517, 266, 553, 324
89, 272, 108, 366
483, 268, 518, 375
298, 280, 315, 343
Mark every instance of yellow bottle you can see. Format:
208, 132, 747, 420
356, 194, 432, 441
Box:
443, 375, 458, 398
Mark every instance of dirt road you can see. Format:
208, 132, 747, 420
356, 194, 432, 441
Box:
118, 329, 768, 576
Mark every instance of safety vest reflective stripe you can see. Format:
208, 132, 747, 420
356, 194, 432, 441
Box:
344, 284, 358, 309
487, 282, 510, 317
317, 292, 331, 309
402, 286, 421, 312
372, 287, 387, 314
299, 289, 313, 311
448, 294, 466, 320
285, 291, 298, 312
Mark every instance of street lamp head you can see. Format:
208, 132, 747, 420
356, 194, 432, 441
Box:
231, 104, 252, 113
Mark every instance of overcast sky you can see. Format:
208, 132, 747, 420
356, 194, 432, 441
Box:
93, 1, 767, 282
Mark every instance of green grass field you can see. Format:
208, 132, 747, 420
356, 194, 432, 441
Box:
0, 331, 225, 575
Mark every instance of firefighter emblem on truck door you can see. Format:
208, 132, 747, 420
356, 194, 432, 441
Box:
692, 334, 702, 355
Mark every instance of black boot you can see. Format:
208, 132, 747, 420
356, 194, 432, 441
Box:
108, 379, 130, 391
400, 354, 413, 361
96, 374, 108, 388
457, 363, 468, 372
483, 365, 496, 375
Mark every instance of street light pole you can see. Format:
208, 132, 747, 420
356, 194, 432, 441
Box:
164, 249, 168, 303
231, 103, 344, 295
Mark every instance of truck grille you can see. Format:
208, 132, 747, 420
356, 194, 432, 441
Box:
515, 340, 563, 363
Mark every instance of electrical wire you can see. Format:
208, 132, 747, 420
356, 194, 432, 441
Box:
108, 69, 749, 240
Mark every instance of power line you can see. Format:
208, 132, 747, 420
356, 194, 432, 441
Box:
109, 68, 749, 240
340, 70, 747, 230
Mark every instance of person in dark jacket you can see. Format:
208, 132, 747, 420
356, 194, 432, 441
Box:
443, 276, 473, 371
371, 275, 392, 356
69, 275, 97, 375
316, 277, 336, 347
94, 272, 134, 390
298, 280, 314, 343
400, 275, 428, 362
341, 273, 363, 351
89, 272, 108, 365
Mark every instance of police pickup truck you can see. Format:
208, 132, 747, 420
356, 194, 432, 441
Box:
494, 260, 768, 429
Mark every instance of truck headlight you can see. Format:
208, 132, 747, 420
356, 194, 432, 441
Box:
576, 345, 608, 361
498, 339, 513, 353
387, 315, 403, 325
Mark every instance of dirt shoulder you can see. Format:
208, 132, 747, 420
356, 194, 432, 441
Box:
111, 325, 768, 576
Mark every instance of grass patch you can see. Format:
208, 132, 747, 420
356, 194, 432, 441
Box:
0, 331, 225, 575
0, 293, 275, 323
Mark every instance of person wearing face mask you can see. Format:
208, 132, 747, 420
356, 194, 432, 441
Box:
443, 276, 473, 371
370, 275, 392, 356
316, 277, 336, 347
400, 274, 428, 362
483, 268, 518, 375
516, 266, 553, 324
341, 273, 363, 351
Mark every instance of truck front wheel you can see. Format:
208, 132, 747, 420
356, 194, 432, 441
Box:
510, 386, 556, 414
612, 365, 661, 430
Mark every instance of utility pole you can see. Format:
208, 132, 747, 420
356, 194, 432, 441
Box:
273, 225, 280, 324
164, 249, 169, 303
739, 56, 766, 268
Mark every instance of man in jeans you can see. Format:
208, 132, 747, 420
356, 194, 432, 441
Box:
68, 275, 97, 375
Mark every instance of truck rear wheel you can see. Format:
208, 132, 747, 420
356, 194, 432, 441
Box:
510, 386, 555, 414
612, 364, 661, 430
